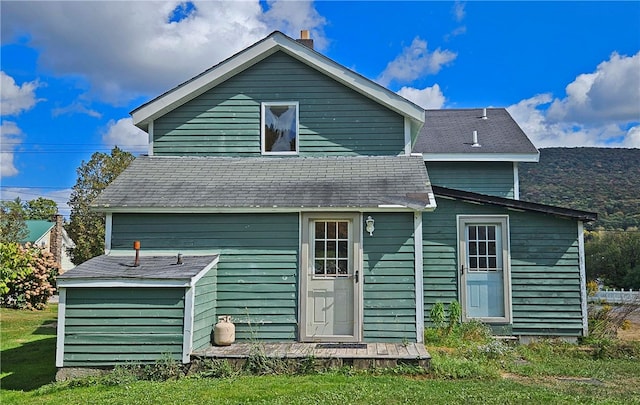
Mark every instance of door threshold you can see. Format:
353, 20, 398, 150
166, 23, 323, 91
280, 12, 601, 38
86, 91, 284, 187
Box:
316, 343, 367, 349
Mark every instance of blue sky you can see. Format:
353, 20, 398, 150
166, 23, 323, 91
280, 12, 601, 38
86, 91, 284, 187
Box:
1, 1, 639, 216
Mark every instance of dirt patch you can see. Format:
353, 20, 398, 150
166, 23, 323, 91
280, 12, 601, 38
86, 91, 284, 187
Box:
556, 376, 605, 386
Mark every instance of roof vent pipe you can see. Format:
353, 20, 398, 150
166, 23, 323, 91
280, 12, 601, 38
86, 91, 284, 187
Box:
472, 130, 481, 147
482, 108, 487, 120
133, 240, 141, 267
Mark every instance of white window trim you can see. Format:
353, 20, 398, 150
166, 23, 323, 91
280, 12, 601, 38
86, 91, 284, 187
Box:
261, 101, 299, 155
457, 215, 512, 324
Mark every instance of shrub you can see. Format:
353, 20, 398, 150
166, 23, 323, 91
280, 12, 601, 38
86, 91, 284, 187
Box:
1, 242, 59, 309
588, 301, 638, 339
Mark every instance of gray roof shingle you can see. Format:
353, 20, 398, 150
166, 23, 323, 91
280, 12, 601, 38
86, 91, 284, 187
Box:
413, 108, 539, 158
58, 255, 218, 281
91, 156, 433, 211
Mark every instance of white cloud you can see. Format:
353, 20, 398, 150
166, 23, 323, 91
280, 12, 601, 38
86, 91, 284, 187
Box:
452, 2, 465, 22
507, 52, 640, 149
622, 126, 640, 148
377, 37, 457, 87
397, 84, 446, 109
546, 52, 640, 124
0, 120, 22, 177
508, 94, 639, 148
1, 1, 328, 105
0, 71, 41, 116
102, 118, 149, 154
0, 72, 42, 178
52, 102, 102, 118
262, 0, 328, 50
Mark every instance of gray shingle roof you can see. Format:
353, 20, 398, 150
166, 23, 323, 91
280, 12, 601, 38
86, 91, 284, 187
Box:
58, 255, 218, 281
91, 156, 433, 211
413, 108, 539, 159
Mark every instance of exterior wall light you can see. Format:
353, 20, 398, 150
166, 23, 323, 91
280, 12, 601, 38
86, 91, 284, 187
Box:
365, 216, 375, 236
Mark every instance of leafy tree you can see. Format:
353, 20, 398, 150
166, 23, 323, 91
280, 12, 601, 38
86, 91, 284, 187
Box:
67, 147, 135, 265
0, 198, 28, 243
586, 230, 640, 289
25, 197, 58, 220
0, 242, 59, 309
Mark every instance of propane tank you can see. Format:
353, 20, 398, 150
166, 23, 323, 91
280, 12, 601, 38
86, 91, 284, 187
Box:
214, 315, 235, 346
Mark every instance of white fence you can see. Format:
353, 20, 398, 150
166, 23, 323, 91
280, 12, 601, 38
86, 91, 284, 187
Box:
589, 289, 640, 304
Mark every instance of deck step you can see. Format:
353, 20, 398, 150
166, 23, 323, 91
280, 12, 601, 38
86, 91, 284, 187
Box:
192, 342, 430, 370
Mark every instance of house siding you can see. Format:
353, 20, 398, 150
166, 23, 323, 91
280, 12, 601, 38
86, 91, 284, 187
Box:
62, 287, 185, 366
111, 213, 299, 341
426, 162, 515, 198
153, 51, 405, 157
363, 212, 416, 342
192, 266, 217, 351
423, 198, 583, 336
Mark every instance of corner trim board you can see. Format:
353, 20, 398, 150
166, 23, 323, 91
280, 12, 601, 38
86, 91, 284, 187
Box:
147, 120, 154, 156
404, 117, 411, 156
55, 288, 67, 367
513, 162, 519, 200
105, 213, 112, 253
414, 212, 424, 343
182, 286, 195, 363
578, 221, 588, 336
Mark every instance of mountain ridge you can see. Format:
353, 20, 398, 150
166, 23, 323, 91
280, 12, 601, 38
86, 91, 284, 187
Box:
519, 147, 640, 230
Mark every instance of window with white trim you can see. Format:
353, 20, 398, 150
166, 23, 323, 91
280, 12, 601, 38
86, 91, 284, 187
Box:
261, 102, 299, 154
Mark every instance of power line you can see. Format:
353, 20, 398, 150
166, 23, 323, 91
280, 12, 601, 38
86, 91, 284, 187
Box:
1, 186, 73, 190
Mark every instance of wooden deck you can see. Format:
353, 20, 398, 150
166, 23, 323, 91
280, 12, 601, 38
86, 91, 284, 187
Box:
192, 342, 430, 369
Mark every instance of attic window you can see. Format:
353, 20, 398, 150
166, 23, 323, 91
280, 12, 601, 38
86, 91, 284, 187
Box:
261, 102, 299, 155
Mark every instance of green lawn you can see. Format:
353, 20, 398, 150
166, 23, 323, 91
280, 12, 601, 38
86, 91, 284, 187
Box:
2, 305, 640, 404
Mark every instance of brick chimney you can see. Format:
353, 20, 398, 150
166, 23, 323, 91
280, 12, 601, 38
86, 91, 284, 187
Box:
49, 214, 63, 269
296, 30, 314, 50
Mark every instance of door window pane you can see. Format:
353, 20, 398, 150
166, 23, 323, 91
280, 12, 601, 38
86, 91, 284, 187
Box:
327, 222, 337, 239
312, 220, 350, 277
467, 224, 501, 272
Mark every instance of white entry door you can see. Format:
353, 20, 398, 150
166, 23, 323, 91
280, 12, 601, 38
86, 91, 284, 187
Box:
300, 213, 362, 342
458, 216, 511, 323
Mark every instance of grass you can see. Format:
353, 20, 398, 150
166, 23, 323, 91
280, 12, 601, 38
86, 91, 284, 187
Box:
1, 304, 58, 395
2, 305, 640, 404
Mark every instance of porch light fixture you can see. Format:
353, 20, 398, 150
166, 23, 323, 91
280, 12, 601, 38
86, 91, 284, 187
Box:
365, 216, 375, 236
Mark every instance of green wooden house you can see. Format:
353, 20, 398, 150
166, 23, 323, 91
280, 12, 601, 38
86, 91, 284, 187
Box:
56, 31, 596, 368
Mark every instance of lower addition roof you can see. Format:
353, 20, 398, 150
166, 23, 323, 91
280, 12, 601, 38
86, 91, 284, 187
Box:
57, 254, 219, 287
432, 185, 598, 222
91, 155, 435, 213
